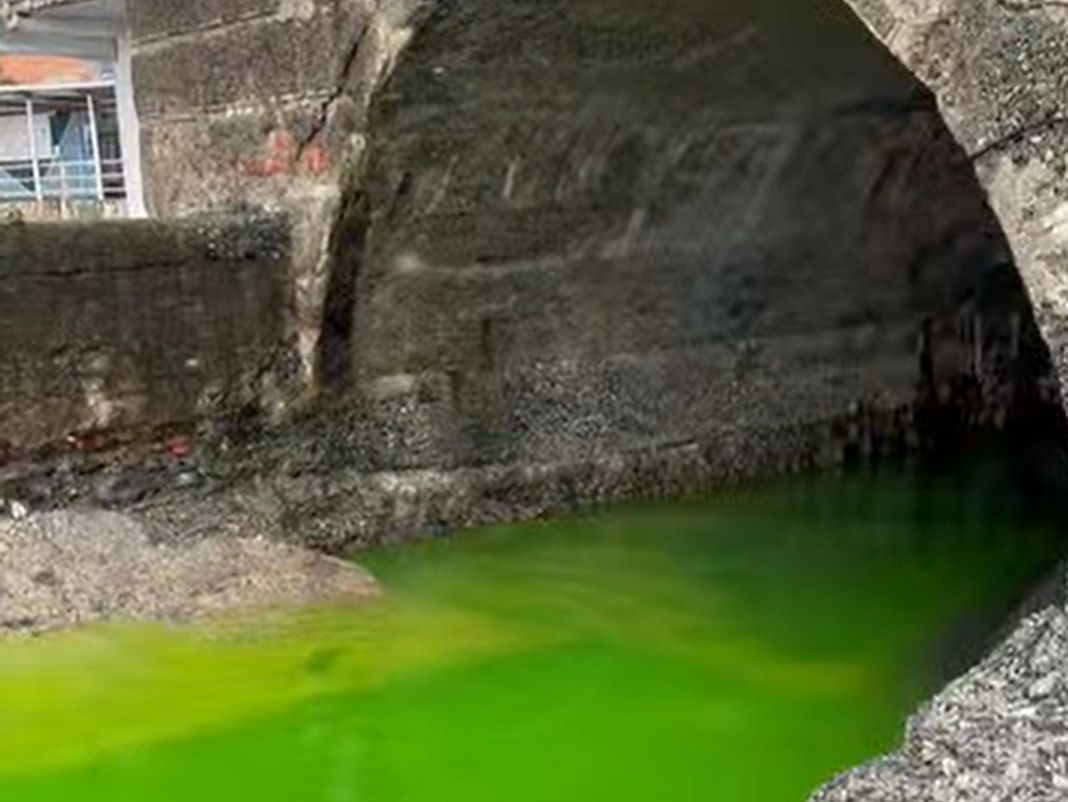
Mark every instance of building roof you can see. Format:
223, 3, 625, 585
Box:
0, 54, 95, 84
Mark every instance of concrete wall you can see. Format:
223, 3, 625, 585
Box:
128, 0, 362, 214
0, 216, 288, 454
126, 0, 417, 386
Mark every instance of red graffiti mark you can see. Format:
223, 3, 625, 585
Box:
267, 129, 297, 161
301, 143, 331, 175
241, 129, 298, 177
242, 159, 289, 177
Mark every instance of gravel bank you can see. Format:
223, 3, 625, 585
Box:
0, 509, 377, 635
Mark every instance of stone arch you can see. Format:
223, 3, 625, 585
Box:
843, 0, 1068, 397
311, 0, 1060, 477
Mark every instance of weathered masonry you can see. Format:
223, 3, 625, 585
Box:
0, 0, 1066, 545
0, 216, 288, 454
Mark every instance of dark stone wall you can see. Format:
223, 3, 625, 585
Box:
0, 217, 288, 452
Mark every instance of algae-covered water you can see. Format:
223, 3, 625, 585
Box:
0, 466, 1061, 802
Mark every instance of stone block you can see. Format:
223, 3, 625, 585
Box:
132, 5, 368, 118
0, 217, 290, 451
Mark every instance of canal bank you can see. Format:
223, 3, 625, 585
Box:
0, 461, 1063, 802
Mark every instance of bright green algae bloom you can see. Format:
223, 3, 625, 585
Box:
0, 468, 1060, 802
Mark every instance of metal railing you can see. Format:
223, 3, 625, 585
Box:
0, 82, 127, 214
0, 155, 124, 201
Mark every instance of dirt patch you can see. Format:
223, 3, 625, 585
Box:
0, 509, 377, 635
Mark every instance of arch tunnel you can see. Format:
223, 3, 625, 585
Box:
0, 0, 1058, 538
312, 0, 1059, 479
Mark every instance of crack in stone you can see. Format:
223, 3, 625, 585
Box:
296, 4, 376, 158
993, 0, 1068, 12
969, 116, 1068, 162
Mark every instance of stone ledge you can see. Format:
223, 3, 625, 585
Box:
133, 410, 911, 555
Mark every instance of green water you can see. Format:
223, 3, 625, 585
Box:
0, 467, 1061, 802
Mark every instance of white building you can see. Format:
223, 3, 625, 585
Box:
0, 0, 144, 217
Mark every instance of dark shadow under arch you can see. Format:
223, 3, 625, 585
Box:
315, 0, 1065, 474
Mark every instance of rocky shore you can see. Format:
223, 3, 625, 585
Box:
812, 597, 1068, 802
